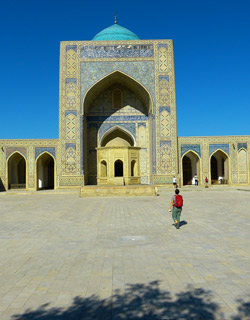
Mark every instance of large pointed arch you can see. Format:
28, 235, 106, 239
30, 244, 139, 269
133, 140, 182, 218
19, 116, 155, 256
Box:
181, 150, 201, 186
7, 151, 27, 190
36, 152, 55, 190
82, 69, 153, 185
82, 70, 153, 115
210, 149, 230, 184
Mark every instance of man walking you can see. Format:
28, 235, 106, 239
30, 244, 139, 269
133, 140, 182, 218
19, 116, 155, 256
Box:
169, 189, 183, 229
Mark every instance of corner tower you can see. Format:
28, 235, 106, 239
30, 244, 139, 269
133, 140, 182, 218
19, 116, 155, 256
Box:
57, 22, 178, 187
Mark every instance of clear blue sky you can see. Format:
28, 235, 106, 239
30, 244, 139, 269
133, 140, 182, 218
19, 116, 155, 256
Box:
1, 0, 249, 139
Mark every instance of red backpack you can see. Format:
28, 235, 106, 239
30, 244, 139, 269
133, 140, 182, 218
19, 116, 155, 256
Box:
173, 195, 183, 208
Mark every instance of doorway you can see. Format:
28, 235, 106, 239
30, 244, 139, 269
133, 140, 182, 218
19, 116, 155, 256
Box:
37, 153, 55, 190
210, 150, 229, 184
8, 152, 26, 189
182, 152, 200, 185
115, 160, 123, 177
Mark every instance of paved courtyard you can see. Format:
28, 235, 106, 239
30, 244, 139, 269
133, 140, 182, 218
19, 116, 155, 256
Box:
0, 188, 250, 319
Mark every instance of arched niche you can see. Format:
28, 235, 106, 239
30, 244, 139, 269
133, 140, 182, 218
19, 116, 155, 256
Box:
36, 152, 55, 190
131, 160, 137, 177
101, 127, 134, 147
238, 148, 248, 184
100, 160, 107, 178
210, 150, 229, 184
7, 152, 26, 189
182, 151, 200, 185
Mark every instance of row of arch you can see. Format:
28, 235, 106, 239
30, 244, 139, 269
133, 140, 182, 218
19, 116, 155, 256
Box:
5, 148, 249, 188
182, 148, 248, 185
100, 159, 138, 178
7, 152, 55, 190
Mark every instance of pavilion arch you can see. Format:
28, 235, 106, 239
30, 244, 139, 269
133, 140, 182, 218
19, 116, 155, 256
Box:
82, 70, 154, 115
210, 149, 230, 184
238, 148, 248, 184
7, 152, 27, 189
182, 150, 201, 185
100, 126, 135, 148
36, 152, 55, 190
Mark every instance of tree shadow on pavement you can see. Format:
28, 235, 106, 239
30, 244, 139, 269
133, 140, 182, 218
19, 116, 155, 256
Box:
11, 281, 249, 320
231, 297, 250, 320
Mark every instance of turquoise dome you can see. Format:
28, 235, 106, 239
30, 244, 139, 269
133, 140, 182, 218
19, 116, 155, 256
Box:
92, 24, 140, 41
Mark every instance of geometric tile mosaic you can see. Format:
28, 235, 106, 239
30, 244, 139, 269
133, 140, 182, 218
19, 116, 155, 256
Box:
35, 147, 56, 159
65, 145, 77, 173
159, 141, 172, 173
152, 115, 156, 174
159, 106, 170, 113
66, 113, 76, 140
99, 123, 136, 142
209, 144, 229, 156
81, 61, 155, 105
141, 176, 148, 184
158, 44, 168, 72
59, 176, 83, 186
6, 147, 27, 159
238, 143, 247, 150
159, 77, 170, 106
66, 49, 77, 76
181, 144, 201, 157
160, 109, 170, 137
66, 45, 77, 52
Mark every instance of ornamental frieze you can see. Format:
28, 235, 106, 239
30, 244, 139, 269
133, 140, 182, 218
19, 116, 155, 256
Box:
81, 44, 154, 58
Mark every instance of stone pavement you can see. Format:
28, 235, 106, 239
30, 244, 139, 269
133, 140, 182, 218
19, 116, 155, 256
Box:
0, 189, 250, 319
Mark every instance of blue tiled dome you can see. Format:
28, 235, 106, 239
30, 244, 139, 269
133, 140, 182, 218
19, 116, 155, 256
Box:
92, 24, 140, 41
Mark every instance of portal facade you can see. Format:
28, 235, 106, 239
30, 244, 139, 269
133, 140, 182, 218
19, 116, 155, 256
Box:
0, 23, 249, 190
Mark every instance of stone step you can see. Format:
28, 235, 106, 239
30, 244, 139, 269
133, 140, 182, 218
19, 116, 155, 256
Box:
81, 185, 156, 197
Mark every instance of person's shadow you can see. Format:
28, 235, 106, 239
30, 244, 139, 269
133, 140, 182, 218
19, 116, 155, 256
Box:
179, 220, 188, 228
172, 220, 187, 228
